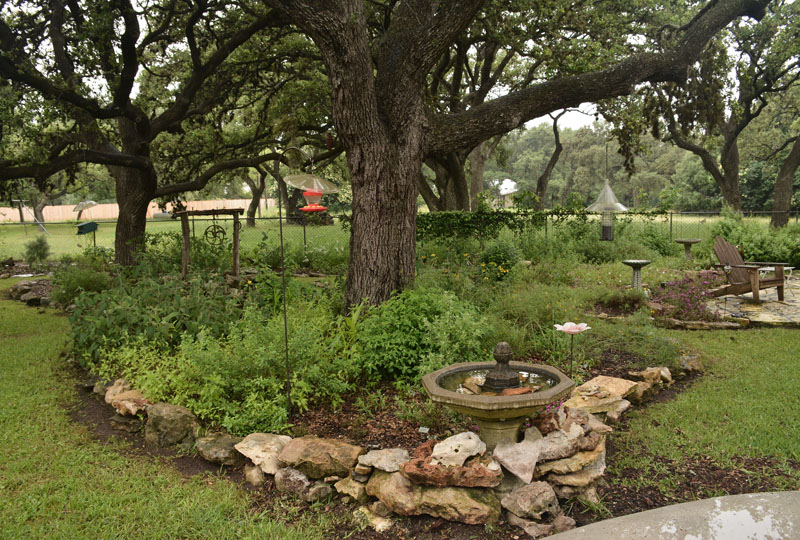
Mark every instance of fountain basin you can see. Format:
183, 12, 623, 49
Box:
422, 361, 574, 450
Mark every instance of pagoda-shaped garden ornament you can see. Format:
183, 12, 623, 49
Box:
586, 179, 627, 241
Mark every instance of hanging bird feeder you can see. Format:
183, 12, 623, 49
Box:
283, 172, 338, 213
299, 190, 327, 212
586, 179, 627, 241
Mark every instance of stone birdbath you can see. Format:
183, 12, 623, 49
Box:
622, 259, 651, 291
675, 238, 702, 260
421, 343, 574, 451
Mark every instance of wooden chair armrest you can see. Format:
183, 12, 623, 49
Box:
747, 262, 788, 267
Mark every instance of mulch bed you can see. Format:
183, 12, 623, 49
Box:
57, 326, 797, 537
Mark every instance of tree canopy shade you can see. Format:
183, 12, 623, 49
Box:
0, 0, 336, 263
261, 0, 771, 308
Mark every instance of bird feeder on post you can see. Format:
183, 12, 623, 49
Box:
587, 180, 627, 241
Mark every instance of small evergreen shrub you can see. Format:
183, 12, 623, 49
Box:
24, 236, 50, 266
51, 265, 113, 306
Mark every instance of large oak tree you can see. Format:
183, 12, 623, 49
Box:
262, 0, 771, 308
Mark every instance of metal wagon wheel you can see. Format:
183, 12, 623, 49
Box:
204, 221, 227, 246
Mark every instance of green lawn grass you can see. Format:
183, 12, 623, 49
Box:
611, 327, 800, 493
0, 279, 333, 540
0, 218, 349, 261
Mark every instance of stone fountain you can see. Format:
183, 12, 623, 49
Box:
421, 342, 574, 450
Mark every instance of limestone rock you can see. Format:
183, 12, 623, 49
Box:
507, 513, 555, 539
552, 483, 599, 500
104, 379, 132, 405
274, 467, 311, 497
305, 482, 333, 503
401, 454, 502, 488
430, 432, 486, 467
353, 506, 394, 533
537, 423, 584, 462
586, 413, 613, 434
493, 470, 527, 494
628, 381, 652, 404
493, 430, 541, 484
532, 409, 565, 435
354, 463, 373, 476
144, 402, 198, 449
366, 470, 501, 525
370, 500, 393, 517
548, 449, 606, 487
660, 367, 673, 384
627, 367, 663, 386
536, 439, 605, 476
559, 407, 589, 432
605, 399, 631, 424
554, 514, 577, 533
578, 431, 604, 452
278, 436, 364, 479
334, 476, 369, 503
234, 433, 292, 475
679, 355, 703, 374
500, 481, 560, 520
358, 448, 410, 472
244, 465, 266, 486
195, 434, 243, 466
563, 376, 638, 414
110, 389, 152, 416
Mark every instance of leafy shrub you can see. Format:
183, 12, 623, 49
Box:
478, 240, 520, 281
354, 287, 492, 380
24, 236, 50, 266
594, 288, 647, 314
51, 265, 113, 306
70, 275, 242, 363
90, 302, 362, 434
636, 224, 680, 257
709, 210, 800, 267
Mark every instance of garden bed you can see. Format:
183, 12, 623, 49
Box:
66, 343, 799, 538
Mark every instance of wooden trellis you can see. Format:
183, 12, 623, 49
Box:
172, 209, 243, 279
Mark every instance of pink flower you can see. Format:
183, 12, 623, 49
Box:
554, 322, 591, 334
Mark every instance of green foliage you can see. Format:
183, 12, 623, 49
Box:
416, 209, 541, 244
710, 209, 800, 267
24, 235, 50, 266
635, 223, 681, 257
354, 287, 492, 380
51, 266, 113, 306
478, 240, 520, 281
70, 275, 242, 363
594, 288, 647, 314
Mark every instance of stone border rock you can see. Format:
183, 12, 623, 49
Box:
96, 360, 701, 537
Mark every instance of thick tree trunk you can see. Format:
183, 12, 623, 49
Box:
110, 118, 157, 265
535, 117, 564, 210
469, 144, 487, 211
33, 201, 47, 231
345, 136, 420, 308
770, 137, 800, 228
114, 167, 156, 265
244, 172, 266, 227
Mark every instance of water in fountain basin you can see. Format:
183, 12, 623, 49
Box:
439, 369, 557, 395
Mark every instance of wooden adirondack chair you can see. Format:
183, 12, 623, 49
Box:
712, 236, 786, 302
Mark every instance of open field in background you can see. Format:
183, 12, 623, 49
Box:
0, 211, 796, 262
0, 217, 350, 261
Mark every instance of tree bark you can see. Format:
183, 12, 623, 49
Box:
535, 115, 564, 209
770, 136, 800, 228
244, 170, 266, 227
109, 118, 157, 265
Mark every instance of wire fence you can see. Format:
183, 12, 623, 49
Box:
1, 210, 797, 262
0, 215, 349, 261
